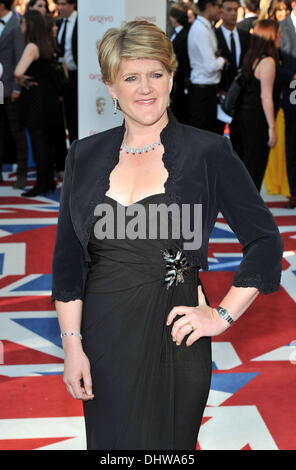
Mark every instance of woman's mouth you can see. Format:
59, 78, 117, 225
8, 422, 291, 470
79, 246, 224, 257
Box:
136, 99, 156, 105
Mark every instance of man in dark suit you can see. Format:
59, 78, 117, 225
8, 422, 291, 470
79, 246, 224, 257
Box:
280, 2, 296, 208
169, 2, 191, 124
237, 0, 260, 33
56, 0, 78, 143
0, 0, 28, 187
215, 0, 249, 156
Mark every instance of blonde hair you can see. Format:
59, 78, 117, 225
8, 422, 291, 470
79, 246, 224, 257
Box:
97, 21, 178, 84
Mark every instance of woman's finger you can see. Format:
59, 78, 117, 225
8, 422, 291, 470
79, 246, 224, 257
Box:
197, 284, 207, 306
66, 383, 76, 399
166, 305, 191, 325
82, 370, 94, 398
171, 313, 197, 342
186, 329, 202, 347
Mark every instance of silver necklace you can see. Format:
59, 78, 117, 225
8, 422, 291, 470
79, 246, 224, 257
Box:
120, 139, 161, 155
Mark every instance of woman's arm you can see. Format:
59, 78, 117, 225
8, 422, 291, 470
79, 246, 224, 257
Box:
14, 42, 39, 78
167, 136, 283, 346
55, 299, 94, 401
52, 140, 94, 401
256, 57, 277, 147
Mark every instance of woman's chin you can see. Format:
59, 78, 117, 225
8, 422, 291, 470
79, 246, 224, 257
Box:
126, 107, 168, 127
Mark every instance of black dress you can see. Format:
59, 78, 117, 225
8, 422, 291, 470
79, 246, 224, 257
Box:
238, 55, 281, 191
19, 58, 62, 130
81, 192, 212, 450
19, 58, 63, 192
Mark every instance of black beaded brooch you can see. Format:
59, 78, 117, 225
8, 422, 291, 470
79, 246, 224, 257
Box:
161, 248, 191, 289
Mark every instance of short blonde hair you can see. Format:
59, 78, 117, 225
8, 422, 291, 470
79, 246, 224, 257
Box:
97, 20, 178, 83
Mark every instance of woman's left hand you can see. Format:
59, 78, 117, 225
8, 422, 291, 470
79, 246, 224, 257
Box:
16, 74, 38, 89
166, 285, 230, 346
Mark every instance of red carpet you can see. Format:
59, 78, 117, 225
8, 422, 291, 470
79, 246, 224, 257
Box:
0, 169, 295, 450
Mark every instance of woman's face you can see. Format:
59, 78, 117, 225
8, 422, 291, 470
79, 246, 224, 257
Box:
107, 58, 174, 128
31, 0, 47, 15
187, 9, 196, 24
275, 4, 289, 22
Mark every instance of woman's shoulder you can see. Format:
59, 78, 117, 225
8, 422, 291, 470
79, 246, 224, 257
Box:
24, 42, 40, 58
180, 122, 226, 151
254, 55, 276, 70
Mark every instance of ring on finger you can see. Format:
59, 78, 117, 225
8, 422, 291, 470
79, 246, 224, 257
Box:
188, 322, 195, 332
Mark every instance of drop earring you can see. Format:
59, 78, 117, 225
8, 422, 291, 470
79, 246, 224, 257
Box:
113, 98, 118, 115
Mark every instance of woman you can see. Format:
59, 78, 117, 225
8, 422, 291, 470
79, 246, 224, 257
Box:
44, 12, 68, 181
263, 2, 291, 198
187, 4, 198, 24
238, 19, 282, 191
52, 21, 283, 450
26, 0, 49, 15
268, 0, 291, 20
14, 9, 62, 196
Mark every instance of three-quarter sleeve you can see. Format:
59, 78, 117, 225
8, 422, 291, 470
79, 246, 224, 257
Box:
215, 137, 284, 294
51, 140, 87, 303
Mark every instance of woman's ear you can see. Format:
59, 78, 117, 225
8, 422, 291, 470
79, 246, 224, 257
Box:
168, 71, 174, 94
105, 81, 117, 101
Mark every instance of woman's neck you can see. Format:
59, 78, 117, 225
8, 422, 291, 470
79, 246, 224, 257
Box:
123, 110, 169, 147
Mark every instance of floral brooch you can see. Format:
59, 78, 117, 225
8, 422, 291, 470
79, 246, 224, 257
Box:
161, 248, 191, 289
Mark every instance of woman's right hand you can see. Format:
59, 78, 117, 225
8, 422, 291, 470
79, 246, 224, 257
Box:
268, 126, 277, 148
63, 342, 94, 401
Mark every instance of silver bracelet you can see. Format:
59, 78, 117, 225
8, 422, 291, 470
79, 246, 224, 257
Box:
60, 332, 82, 340
216, 306, 234, 325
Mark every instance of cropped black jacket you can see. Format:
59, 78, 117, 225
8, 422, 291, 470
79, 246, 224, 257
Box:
51, 111, 283, 302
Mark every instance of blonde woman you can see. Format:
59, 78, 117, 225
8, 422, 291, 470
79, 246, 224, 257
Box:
52, 21, 283, 450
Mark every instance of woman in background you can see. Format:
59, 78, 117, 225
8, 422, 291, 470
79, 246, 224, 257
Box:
14, 9, 61, 196
44, 12, 68, 181
263, 0, 291, 198
268, 0, 291, 20
238, 19, 282, 191
26, 0, 49, 15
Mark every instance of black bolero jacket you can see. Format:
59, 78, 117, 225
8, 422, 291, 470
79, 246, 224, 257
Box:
51, 111, 283, 303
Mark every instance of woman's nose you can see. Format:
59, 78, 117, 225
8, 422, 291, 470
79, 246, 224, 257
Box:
138, 77, 152, 94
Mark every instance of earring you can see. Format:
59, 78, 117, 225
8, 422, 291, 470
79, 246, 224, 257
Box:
113, 98, 118, 115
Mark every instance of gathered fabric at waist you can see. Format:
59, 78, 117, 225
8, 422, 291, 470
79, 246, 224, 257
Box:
85, 244, 199, 294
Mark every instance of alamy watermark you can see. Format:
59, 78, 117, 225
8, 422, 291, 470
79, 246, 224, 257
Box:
0, 80, 3, 105
93, 201, 203, 251
289, 80, 296, 105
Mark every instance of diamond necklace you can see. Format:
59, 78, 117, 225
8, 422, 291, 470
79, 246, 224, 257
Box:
120, 139, 161, 155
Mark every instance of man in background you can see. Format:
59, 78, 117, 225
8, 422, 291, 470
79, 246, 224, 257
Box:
237, 0, 260, 33
169, 2, 191, 124
56, 0, 77, 143
0, 0, 28, 188
215, 0, 249, 155
187, 0, 227, 132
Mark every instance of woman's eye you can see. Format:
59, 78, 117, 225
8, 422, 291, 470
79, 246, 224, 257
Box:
125, 76, 136, 82
153, 73, 162, 78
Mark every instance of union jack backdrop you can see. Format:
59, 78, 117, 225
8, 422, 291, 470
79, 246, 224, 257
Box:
0, 166, 295, 450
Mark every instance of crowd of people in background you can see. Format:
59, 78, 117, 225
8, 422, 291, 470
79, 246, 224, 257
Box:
0, 0, 296, 208
0, 0, 77, 196
168, 0, 296, 208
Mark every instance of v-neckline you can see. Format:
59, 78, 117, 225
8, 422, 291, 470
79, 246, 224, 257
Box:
104, 192, 166, 208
